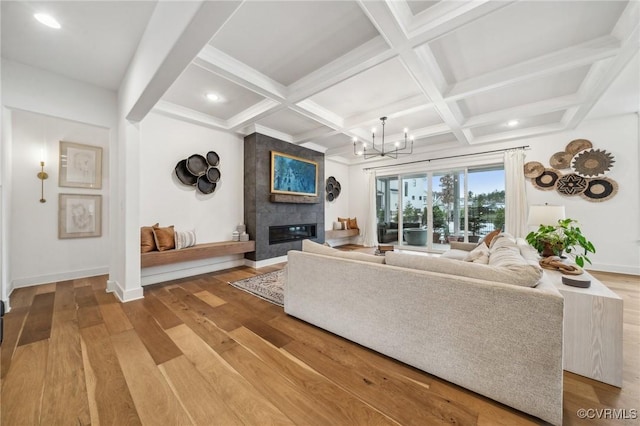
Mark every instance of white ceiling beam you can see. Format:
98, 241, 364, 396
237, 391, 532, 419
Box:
470, 123, 566, 145
357, 0, 470, 145
292, 126, 341, 145
195, 45, 288, 102
564, 2, 639, 129
462, 94, 582, 129
123, 1, 243, 122
444, 35, 622, 101
291, 100, 344, 130
343, 94, 433, 129
407, 1, 516, 48
152, 100, 228, 130
287, 36, 395, 101
226, 99, 282, 131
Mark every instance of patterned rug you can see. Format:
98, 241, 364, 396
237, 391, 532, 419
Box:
228, 269, 285, 307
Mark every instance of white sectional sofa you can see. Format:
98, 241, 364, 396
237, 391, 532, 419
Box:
285, 237, 564, 425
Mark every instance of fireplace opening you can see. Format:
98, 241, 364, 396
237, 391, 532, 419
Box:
269, 224, 317, 245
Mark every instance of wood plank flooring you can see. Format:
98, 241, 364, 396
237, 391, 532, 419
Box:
1, 259, 638, 425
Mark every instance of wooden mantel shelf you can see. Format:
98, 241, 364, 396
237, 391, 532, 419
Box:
141, 240, 255, 268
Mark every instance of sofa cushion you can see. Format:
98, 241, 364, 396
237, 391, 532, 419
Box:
440, 250, 469, 261
385, 251, 541, 287
302, 239, 384, 264
464, 243, 490, 264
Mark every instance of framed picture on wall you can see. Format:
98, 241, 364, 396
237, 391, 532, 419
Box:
59, 141, 103, 189
270, 151, 318, 196
58, 194, 102, 239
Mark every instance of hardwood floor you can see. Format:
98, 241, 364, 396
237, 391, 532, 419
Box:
1, 261, 638, 425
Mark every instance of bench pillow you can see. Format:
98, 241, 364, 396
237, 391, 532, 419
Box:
302, 239, 384, 264
153, 225, 175, 251
175, 229, 196, 250
141, 223, 159, 253
385, 251, 541, 287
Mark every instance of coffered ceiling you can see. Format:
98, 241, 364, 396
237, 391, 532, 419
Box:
2, 1, 639, 165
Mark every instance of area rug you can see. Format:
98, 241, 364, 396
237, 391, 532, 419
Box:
228, 269, 285, 307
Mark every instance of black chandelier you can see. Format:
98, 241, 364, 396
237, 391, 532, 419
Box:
353, 116, 414, 159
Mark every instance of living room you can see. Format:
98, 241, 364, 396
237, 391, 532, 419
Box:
1, 1, 639, 425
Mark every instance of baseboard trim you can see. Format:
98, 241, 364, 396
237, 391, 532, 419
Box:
244, 255, 288, 269
11, 266, 109, 289
109, 279, 144, 303
588, 263, 640, 276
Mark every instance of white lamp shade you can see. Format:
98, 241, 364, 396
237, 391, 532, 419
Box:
527, 205, 566, 226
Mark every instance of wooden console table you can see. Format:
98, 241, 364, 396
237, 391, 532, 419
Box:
546, 269, 623, 387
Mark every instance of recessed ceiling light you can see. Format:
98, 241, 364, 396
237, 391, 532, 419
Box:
205, 93, 220, 102
34, 13, 61, 29
506, 120, 519, 127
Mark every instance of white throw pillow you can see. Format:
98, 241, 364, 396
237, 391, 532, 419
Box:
174, 229, 196, 249
333, 221, 345, 230
464, 243, 490, 264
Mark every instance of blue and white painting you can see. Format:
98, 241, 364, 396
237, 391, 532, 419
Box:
271, 151, 318, 196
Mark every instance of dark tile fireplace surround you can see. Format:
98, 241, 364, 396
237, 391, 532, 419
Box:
244, 133, 325, 261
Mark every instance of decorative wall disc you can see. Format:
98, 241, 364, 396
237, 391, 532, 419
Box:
565, 139, 593, 155
571, 149, 615, 177
175, 159, 198, 186
549, 151, 572, 169
206, 151, 220, 167
531, 168, 561, 191
196, 176, 217, 194
523, 161, 544, 178
186, 154, 208, 176
556, 173, 588, 196
580, 178, 618, 202
206, 166, 221, 183
326, 176, 341, 201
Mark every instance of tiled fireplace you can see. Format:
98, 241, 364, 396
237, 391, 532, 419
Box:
244, 133, 325, 261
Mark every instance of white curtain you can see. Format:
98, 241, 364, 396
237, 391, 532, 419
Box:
504, 149, 528, 238
361, 170, 379, 247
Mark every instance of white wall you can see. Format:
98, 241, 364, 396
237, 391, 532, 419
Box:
347, 114, 640, 274
1, 61, 117, 303
1, 60, 117, 129
522, 114, 639, 275
138, 112, 245, 284
139, 112, 244, 244
10, 110, 111, 287
324, 160, 350, 228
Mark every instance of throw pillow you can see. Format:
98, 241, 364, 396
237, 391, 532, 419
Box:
152, 225, 175, 251
483, 229, 501, 247
338, 217, 349, 229
141, 223, 159, 253
175, 229, 196, 250
348, 217, 359, 230
464, 243, 490, 264
333, 221, 346, 230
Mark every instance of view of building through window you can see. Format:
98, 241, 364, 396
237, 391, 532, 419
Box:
376, 166, 505, 250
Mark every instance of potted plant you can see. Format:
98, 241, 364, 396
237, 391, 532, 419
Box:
525, 218, 596, 267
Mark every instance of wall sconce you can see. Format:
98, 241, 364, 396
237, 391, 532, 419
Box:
37, 161, 48, 203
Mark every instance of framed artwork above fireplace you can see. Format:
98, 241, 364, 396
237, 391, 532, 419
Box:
270, 151, 318, 196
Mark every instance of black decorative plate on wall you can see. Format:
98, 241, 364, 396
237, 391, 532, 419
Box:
176, 152, 221, 194
326, 176, 341, 201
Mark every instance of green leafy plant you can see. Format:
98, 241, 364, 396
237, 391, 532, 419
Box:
525, 218, 596, 267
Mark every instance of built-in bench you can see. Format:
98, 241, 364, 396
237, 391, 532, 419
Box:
141, 240, 255, 268
325, 229, 359, 240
